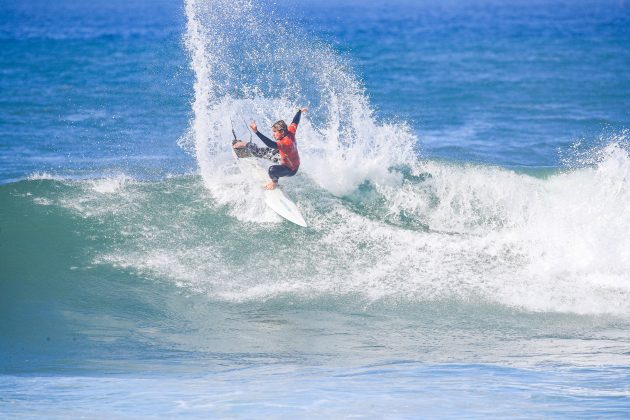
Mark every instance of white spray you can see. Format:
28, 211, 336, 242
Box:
131, 0, 630, 315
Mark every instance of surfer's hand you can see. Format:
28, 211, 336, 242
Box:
249, 121, 258, 132
232, 141, 247, 149
300, 107, 308, 113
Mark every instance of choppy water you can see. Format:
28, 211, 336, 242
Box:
1, 0, 630, 417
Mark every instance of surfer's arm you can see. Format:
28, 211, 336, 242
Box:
289, 108, 306, 134
255, 131, 278, 149
292, 110, 302, 126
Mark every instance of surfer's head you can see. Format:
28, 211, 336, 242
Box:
272, 120, 288, 140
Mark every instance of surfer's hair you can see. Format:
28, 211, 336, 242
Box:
272, 120, 288, 133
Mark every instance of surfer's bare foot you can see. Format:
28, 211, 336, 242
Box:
232, 141, 247, 149
264, 181, 278, 190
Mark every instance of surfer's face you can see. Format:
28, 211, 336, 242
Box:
272, 129, 284, 140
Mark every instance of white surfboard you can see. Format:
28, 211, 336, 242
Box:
232, 145, 307, 227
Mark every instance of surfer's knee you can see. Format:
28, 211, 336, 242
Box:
269, 164, 297, 182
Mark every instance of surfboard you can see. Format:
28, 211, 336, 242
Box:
232, 143, 307, 227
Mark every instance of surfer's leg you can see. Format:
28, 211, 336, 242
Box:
266, 165, 283, 189
267, 165, 297, 189
249, 144, 279, 162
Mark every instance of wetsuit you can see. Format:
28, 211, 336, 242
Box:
252, 110, 302, 183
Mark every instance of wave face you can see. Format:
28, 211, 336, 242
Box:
3, 139, 629, 320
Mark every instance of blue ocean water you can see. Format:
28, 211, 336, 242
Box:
2, 0, 630, 417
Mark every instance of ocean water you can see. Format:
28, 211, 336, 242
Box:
1, 0, 630, 417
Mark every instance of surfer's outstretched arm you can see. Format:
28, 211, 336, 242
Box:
289, 108, 307, 133
249, 120, 278, 149
292, 110, 302, 126
255, 131, 278, 149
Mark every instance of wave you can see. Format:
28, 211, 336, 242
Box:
146, 0, 630, 314
3, 140, 629, 316
2, 0, 628, 320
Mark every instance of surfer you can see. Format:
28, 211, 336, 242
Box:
233, 108, 307, 190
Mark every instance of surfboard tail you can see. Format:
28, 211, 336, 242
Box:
264, 192, 308, 227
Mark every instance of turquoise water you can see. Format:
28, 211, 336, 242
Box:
2, 0, 630, 417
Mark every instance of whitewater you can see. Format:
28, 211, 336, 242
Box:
177, 0, 630, 314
